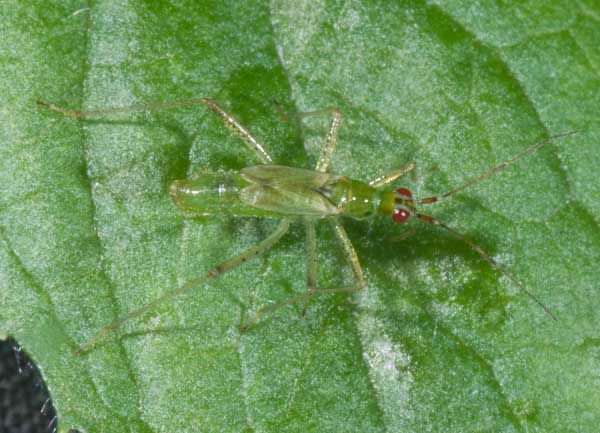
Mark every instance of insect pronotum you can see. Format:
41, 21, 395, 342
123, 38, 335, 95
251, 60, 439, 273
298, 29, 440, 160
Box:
37, 98, 576, 354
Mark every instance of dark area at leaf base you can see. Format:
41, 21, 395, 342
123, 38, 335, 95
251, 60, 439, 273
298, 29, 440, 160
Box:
0, 338, 59, 433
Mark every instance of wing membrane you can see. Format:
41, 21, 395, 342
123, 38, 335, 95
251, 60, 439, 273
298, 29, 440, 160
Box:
240, 184, 339, 217
241, 165, 339, 188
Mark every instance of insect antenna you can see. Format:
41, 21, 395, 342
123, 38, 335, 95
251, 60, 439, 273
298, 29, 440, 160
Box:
417, 131, 577, 205
416, 213, 557, 320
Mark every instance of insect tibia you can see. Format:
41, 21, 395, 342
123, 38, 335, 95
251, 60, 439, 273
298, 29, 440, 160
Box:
37, 98, 214, 119
76, 219, 290, 354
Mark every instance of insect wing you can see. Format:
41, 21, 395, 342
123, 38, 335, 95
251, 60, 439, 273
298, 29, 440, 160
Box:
240, 184, 339, 217
241, 165, 338, 189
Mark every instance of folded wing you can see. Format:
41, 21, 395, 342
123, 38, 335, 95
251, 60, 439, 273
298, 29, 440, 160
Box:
240, 165, 341, 217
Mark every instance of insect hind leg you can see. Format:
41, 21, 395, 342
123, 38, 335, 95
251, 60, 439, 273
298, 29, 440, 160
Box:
240, 218, 365, 332
76, 219, 290, 354
37, 97, 274, 164
240, 218, 319, 331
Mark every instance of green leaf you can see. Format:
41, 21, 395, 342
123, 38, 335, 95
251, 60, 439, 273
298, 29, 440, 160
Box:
2, 1, 599, 432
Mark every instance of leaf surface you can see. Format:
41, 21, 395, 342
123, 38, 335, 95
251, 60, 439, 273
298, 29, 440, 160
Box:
1, 1, 599, 432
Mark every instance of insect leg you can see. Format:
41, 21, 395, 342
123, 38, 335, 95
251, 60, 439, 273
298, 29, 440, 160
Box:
300, 218, 318, 314
278, 107, 341, 172
239, 219, 317, 332
38, 98, 273, 164
327, 218, 365, 291
240, 218, 365, 332
305, 218, 318, 290
368, 161, 416, 188
199, 98, 273, 164
76, 219, 290, 354
314, 109, 341, 173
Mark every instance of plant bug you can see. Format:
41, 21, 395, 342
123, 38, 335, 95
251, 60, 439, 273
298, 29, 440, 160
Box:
37, 98, 575, 354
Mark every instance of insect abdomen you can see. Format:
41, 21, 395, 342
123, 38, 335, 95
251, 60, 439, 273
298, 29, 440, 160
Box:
169, 171, 274, 217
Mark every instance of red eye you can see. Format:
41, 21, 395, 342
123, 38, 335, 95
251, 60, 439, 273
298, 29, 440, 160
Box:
396, 187, 412, 199
392, 208, 411, 224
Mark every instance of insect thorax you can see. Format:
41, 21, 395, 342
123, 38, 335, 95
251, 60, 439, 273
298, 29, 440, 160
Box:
318, 177, 382, 220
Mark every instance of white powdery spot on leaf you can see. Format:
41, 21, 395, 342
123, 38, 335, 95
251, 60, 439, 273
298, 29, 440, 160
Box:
414, 254, 476, 294
356, 282, 414, 427
90, 0, 140, 67
430, 300, 461, 322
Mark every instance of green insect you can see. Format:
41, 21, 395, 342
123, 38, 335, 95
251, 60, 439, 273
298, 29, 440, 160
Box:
38, 98, 574, 353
